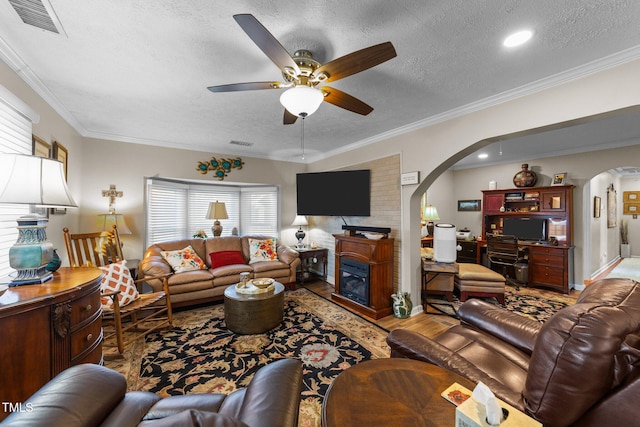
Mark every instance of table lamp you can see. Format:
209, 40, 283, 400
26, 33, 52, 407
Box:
292, 215, 308, 248
207, 201, 228, 237
423, 205, 440, 237
0, 153, 77, 286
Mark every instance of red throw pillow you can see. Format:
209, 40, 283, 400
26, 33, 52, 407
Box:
209, 250, 245, 269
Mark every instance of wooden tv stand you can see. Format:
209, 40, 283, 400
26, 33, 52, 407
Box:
333, 234, 394, 319
481, 185, 575, 293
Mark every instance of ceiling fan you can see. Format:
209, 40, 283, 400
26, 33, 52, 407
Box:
207, 14, 397, 124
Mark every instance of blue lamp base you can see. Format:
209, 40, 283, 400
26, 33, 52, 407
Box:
8, 214, 54, 287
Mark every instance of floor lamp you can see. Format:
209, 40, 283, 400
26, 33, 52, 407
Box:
0, 153, 77, 286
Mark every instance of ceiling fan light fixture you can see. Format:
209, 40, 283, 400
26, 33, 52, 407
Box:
280, 86, 324, 117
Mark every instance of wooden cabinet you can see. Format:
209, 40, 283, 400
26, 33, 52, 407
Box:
333, 234, 394, 319
0, 267, 103, 418
529, 246, 574, 293
456, 240, 478, 264
481, 185, 575, 293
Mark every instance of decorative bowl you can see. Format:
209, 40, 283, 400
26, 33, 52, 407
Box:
251, 278, 274, 288
363, 232, 384, 240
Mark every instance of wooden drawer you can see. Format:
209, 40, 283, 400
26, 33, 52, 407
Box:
71, 291, 101, 326
71, 316, 102, 359
457, 240, 478, 263
529, 252, 564, 267
530, 265, 565, 286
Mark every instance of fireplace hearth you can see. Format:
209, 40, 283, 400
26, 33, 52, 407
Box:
339, 258, 370, 306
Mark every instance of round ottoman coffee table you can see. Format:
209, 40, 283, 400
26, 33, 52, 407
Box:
223, 281, 285, 334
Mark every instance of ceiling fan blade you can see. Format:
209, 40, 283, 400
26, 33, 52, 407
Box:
314, 42, 397, 83
233, 14, 300, 75
283, 109, 298, 125
321, 87, 374, 116
207, 82, 281, 93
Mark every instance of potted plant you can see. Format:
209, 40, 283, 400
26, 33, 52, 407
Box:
620, 220, 631, 258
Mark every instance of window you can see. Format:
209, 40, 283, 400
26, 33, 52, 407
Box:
0, 86, 39, 277
145, 178, 279, 247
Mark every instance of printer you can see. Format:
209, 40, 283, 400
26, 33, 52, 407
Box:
456, 227, 472, 240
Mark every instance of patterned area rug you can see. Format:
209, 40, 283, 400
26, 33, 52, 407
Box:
426, 286, 571, 322
105, 288, 390, 427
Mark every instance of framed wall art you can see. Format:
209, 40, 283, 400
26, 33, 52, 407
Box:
623, 203, 640, 215
457, 199, 481, 212
593, 196, 601, 218
32, 135, 50, 158
51, 141, 69, 214
607, 184, 617, 228
623, 191, 640, 202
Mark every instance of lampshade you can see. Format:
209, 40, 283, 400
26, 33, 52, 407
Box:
206, 201, 228, 237
97, 213, 132, 235
206, 201, 229, 220
0, 153, 77, 286
279, 86, 324, 117
291, 215, 308, 227
423, 205, 440, 221
0, 153, 77, 207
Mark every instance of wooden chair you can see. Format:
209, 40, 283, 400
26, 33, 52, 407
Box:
487, 234, 524, 291
63, 225, 173, 358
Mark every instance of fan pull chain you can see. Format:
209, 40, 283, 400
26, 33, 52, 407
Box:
301, 116, 305, 160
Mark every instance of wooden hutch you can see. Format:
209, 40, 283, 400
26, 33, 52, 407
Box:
481, 185, 575, 293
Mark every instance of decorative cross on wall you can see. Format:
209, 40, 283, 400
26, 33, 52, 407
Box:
102, 184, 123, 214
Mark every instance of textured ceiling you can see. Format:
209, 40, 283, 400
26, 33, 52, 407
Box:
1, 0, 640, 165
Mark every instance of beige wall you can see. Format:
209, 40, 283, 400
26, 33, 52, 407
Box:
4, 56, 640, 308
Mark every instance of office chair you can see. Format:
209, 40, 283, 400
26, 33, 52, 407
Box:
487, 234, 525, 291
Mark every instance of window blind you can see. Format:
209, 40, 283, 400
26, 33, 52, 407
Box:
145, 178, 279, 247
0, 95, 33, 277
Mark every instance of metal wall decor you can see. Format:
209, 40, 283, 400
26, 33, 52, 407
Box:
196, 157, 244, 181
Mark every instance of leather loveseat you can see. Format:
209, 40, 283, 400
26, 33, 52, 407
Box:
139, 235, 300, 307
387, 278, 640, 427
3, 359, 303, 427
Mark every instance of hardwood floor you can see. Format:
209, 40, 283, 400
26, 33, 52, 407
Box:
300, 279, 580, 339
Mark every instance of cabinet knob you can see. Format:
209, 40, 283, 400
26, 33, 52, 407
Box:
85, 304, 92, 312
86, 333, 93, 341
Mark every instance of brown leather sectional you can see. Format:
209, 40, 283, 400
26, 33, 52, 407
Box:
387, 278, 640, 426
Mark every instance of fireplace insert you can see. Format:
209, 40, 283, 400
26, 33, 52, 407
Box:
339, 258, 370, 306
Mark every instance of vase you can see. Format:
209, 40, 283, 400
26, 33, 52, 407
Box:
46, 249, 62, 272
513, 163, 537, 187
391, 292, 412, 318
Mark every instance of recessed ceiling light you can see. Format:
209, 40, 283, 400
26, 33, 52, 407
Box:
478, 153, 489, 159
503, 30, 533, 48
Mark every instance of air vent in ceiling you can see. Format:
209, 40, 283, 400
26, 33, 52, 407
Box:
9, 0, 63, 34
229, 140, 253, 147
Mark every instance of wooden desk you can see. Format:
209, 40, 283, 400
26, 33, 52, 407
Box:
0, 267, 103, 419
322, 358, 475, 427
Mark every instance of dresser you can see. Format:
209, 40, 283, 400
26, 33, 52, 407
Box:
0, 267, 103, 418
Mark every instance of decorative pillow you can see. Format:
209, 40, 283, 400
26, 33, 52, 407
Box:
209, 250, 245, 269
98, 260, 139, 310
248, 238, 279, 264
161, 246, 206, 273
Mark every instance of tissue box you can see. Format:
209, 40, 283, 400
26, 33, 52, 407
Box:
456, 395, 541, 427
442, 383, 541, 427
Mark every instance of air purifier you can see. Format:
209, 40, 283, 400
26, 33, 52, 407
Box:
434, 223, 457, 263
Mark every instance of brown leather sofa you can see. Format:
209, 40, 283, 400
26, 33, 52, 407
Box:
3, 359, 303, 427
139, 235, 300, 307
387, 278, 640, 427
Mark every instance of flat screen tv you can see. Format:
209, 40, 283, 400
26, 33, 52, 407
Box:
296, 170, 370, 216
502, 217, 547, 242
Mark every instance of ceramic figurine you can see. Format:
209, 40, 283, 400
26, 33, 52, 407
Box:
391, 291, 412, 318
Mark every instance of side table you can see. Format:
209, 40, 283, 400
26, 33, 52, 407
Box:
422, 259, 459, 316
223, 282, 285, 334
295, 247, 328, 284
322, 358, 475, 427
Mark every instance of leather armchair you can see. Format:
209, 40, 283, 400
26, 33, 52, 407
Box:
387, 278, 640, 427
3, 359, 303, 427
